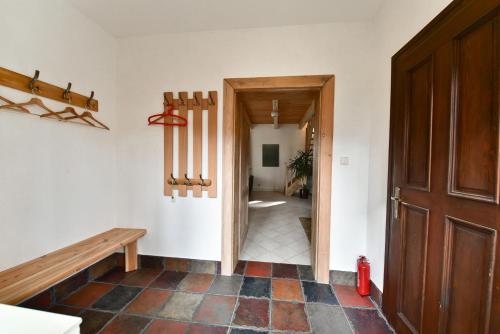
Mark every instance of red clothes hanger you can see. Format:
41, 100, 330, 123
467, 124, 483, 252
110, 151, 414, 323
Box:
148, 101, 187, 127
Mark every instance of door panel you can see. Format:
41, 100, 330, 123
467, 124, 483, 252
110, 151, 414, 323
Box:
384, 1, 500, 334
397, 204, 429, 334
404, 57, 433, 191
449, 15, 499, 203
439, 217, 496, 334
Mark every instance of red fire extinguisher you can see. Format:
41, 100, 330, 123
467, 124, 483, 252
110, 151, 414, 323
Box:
357, 256, 370, 296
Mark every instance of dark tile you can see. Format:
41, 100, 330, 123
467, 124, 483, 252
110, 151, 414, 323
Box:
334, 284, 375, 308
165, 258, 191, 272
158, 291, 204, 321
80, 310, 114, 334
177, 273, 214, 293
193, 295, 237, 325
344, 308, 393, 334
145, 319, 189, 334
240, 277, 271, 298
89, 255, 118, 280
271, 301, 309, 332
306, 303, 351, 334
125, 288, 172, 316
100, 314, 151, 334
272, 263, 299, 279
93, 285, 142, 311
298, 265, 315, 281
95, 267, 128, 284
55, 270, 89, 301
208, 275, 243, 296
190, 260, 217, 274
216, 261, 222, 275
62, 282, 114, 307
230, 329, 267, 334
49, 305, 82, 316
20, 289, 53, 310
302, 281, 339, 305
188, 324, 228, 334
150, 270, 188, 289
234, 261, 247, 275
232, 297, 269, 329
330, 270, 356, 286
245, 261, 271, 277
140, 255, 165, 269
121, 268, 162, 287
272, 278, 303, 302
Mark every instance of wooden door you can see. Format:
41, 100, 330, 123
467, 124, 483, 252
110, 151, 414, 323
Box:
384, 1, 499, 333
238, 103, 251, 252
310, 96, 319, 276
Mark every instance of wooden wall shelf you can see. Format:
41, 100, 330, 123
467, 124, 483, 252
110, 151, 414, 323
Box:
0, 67, 98, 112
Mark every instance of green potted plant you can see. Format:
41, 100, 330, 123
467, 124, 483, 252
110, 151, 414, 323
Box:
287, 149, 313, 198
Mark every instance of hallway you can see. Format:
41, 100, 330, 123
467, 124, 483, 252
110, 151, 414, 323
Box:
240, 192, 312, 265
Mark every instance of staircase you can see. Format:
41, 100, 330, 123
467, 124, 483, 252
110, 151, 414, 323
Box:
306, 122, 314, 150
285, 174, 303, 196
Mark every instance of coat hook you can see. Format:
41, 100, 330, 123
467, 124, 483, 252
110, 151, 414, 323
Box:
184, 173, 192, 186
164, 93, 173, 106
29, 70, 40, 94
179, 94, 186, 106
170, 173, 177, 185
86, 91, 95, 109
63, 82, 72, 102
199, 174, 205, 187
208, 92, 215, 105
193, 93, 200, 106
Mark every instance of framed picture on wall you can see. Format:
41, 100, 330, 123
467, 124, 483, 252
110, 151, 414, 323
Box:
262, 144, 279, 167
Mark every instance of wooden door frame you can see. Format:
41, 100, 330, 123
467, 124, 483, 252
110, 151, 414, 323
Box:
221, 75, 335, 283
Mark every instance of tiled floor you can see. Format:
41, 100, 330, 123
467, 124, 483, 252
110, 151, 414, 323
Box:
41, 261, 394, 334
241, 192, 312, 265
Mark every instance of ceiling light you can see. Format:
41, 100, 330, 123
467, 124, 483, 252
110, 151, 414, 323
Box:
271, 99, 279, 118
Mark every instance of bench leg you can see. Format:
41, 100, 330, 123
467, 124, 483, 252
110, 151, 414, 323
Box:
125, 241, 138, 272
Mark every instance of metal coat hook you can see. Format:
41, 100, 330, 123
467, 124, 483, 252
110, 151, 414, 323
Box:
184, 174, 192, 186
179, 94, 186, 106
199, 174, 205, 187
29, 70, 40, 94
193, 93, 200, 106
63, 82, 72, 102
170, 173, 177, 185
86, 91, 95, 109
208, 92, 215, 106
164, 93, 173, 106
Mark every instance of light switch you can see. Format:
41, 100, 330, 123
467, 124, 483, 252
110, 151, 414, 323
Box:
340, 156, 349, 166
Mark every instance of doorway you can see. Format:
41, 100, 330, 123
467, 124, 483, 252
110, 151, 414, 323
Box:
239, 90, 316, 265
383, 0, 499, 333
221, 75, 335, 283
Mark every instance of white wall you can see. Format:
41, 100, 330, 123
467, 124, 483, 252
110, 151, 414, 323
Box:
250, 124, 306, 192
365, 0, 453, 290
0, 0, 117, 270
115, 22, 373, 270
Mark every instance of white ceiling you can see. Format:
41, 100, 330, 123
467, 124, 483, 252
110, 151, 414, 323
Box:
68, 0, 383, 38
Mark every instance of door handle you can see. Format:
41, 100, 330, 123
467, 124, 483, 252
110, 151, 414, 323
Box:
391, 186, 401, 220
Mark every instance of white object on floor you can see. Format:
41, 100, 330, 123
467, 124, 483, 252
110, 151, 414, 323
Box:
241, 191, 312, 265
0, 304, 81, 334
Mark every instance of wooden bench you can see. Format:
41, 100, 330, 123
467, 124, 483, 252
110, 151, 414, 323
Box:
0, 228, 146, 305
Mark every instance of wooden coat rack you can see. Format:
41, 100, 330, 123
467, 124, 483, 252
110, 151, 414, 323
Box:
0, 67, 108, 130
163, 91, 218, 198
0, 67, 98, 111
